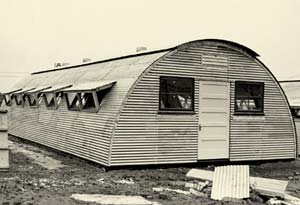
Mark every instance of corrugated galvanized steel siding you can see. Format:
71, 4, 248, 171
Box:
7, 52, 167, 166
111, 42, 295, 166
211, 165, 249, 200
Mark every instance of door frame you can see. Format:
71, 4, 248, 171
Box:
197, 79, 231, 160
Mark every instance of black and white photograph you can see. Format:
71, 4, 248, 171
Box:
0, 0, 300, 204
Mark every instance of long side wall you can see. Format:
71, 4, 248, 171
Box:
111, 43, 295, 166
8, 79, 131, 166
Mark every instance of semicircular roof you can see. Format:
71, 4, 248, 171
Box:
6, 39, 261, 93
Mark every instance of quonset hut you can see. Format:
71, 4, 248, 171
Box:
1, 39, 297, 166
280, 80, 300, 155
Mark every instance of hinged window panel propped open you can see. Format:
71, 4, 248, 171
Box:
42, 85, 72, 109
26, 86, 52, 107
2, 88, 22, 106
63, 80, 116, 113
13, 88, 35, 107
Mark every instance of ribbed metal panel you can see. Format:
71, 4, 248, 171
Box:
6, 52, 167, 166
111, 42, 295, 166
211, 165, 249, 200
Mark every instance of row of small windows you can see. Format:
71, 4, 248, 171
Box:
0, 77, 265, 114
0, 88, 111, 113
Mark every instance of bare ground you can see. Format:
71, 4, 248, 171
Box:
1, 136, 300, 205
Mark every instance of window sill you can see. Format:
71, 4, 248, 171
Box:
234, 112, 265, 116
158, 110, 195, 115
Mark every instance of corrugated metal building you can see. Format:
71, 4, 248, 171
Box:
0, 39, 296, 166
280, 80, 300, 154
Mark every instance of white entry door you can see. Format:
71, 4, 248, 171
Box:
198, 81, 230, 160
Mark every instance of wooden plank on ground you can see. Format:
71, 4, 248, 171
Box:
250, 177, 289, 198
70, 194, 154, 205
186, 169, 214, 181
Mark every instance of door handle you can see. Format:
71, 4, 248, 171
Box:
199, 124, 202, 131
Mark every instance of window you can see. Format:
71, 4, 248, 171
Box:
235, 81, 264, 114
159, 76, 194, 112
65, 88, 111, 112
4, 94, 13, 106
14, 94, 25, 106
44, 92, 62, 109
27, 93, 44, 107
66, 93, 81, 111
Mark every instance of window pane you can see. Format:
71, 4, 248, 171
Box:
15, 94, 23, 105
249, 84, 262, 97
56, 92, 62, 105
235, 82, 263, 113
45, 93, 55, 107
68, 93, 80, 109
81, 93, 95, 109
161, 93, 193, 110
159, 77, 194, 111
5, 95, 10, 103
236, 84, 249, 97
235, 98, 249, 111
38, 93, 44, 104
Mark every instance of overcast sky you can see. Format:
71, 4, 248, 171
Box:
0, 0, 299, 91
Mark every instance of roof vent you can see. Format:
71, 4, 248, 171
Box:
136, 47, 147, 53
82, 58, 91, 63
54, 62, 70, 68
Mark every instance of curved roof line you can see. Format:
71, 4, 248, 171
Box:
32, 39, 259, 75
179, 39, 259, 57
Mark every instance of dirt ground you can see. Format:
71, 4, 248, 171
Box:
1, 136, 300, 205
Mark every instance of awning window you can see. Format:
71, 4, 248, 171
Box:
43, 85, 71, 109
26, 86, 51, 107
2, 88, 22, 106
13, 88, 35, 107
64, 80, 116, 112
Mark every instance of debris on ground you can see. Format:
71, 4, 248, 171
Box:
187, 166, 300, 205
115, 178, 135, 185
186, 169, 214, 181
250, 176, 289, 198
4, 136, 300, 205
70, 194, 156, 205
153, 187, 191, 195
211, 165, 249, 201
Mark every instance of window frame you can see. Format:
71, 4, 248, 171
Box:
26, 93, 39, 108
13, 93, 26, 107
44, 92, 63, 110
4, 94, 13, 106
65, 91, 101, 113
234, 81, 264, 115
159, 76, 195, 113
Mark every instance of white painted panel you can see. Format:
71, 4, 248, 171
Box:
0, 149, 9, 169
198, 81, 230, 159
0, 132, 8, 149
